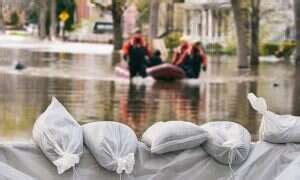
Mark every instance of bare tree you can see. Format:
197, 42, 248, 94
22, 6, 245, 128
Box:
35, 0, 48, 39
149, 0, 160, 38
231, 0, 250, 68
295, 0, 300, 64
0, 0, 4, 32
112, 0, 126, 50
50, 0, 57, 40
250, 0, 260, 66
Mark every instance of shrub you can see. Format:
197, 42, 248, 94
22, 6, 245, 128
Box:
276, 40, 296, 58
222, 44, 236, 55
10, 12, 19, 26
164, 31, 182, 50
260, 43, 280, 56
205, 43, 223, 54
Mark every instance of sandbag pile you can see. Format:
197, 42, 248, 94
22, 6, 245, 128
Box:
32, 93, 300, 178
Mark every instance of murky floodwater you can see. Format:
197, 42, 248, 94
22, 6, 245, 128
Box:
0, 48, 299, 141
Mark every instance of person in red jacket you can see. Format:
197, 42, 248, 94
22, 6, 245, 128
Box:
122, 29, 151, 78
172, 39, 207, 78
172, 37, 191, 66
188, 41, 207, 78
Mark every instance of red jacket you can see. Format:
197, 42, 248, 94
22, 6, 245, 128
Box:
122, 35, 151, 58
172, 43, 191, 66
172, 44, 207, 66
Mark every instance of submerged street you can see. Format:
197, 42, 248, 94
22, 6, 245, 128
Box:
0, 45, 298, 140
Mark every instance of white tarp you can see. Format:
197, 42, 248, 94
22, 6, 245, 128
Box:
1, 141, 300, 180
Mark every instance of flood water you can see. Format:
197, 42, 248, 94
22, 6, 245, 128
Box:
0, 48, 299, 141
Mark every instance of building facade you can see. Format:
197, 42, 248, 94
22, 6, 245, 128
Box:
183, 0, 231, 45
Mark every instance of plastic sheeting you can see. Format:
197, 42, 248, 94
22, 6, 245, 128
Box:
1, 141, 300, 180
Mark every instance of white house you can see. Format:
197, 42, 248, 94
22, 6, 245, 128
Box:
183, 0, 231, 45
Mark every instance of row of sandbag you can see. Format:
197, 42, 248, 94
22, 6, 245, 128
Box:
31, 93, 300, 177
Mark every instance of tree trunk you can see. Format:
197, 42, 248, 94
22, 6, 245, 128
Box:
295, 0, 300, 64
36, 0, 48, 39
112, 0, 124, 50
250, 0, 260, 66
166, 2, 174, 32
231, 0, 250, 68
38, 7, 47, 39
149, 0, 160, 38
0, 0, 4, 33
50, 0, 57, 40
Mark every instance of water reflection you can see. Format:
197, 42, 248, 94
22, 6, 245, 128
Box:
0, 48, 298, 140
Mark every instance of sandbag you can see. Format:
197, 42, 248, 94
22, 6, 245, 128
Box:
248, 93, 300, 143
32, 97, 83, 174
142, 121, 208, 154
201, 121, 251, 165
83, 121, 138, 174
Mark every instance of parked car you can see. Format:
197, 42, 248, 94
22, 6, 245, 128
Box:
93, 22, 113, 34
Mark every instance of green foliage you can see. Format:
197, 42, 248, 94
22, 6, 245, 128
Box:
164, 31, 182, 50
222, 44, 237, 55
260, 43, 279, 56
276, 41, 296, 58
205, 43, 223, 54
10, 12, 19, 26
134, 0, 150, 25
27, 10, 38, 24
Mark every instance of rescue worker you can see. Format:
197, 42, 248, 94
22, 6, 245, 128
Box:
148, 49, 163, 67
188, 41, 207, 78
122, 29, 151, 78
172, 38, 207, 78
172, 36, 191, 67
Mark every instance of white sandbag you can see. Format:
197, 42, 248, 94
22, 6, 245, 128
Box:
83, 121, 138, 174
248, 93, 300, 143
32, 97, 83, 174
141, 121, 208, 154
201, 121, 251, 165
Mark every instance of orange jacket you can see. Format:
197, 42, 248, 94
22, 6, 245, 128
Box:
122, 35, 151, 58
172, 43, 191, 66
172, 44, 207, 66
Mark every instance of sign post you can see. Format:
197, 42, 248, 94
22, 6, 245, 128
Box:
58, 11, 70, 40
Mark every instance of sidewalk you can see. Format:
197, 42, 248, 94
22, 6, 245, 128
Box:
0, 34, 113, 55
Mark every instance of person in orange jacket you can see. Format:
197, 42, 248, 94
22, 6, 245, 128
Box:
122, 29, 152, 78
172, 37, 191, 66
172, 39, 207, 78
188, 41, 207, 78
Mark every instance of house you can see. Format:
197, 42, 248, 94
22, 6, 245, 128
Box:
183, 0, 232, 45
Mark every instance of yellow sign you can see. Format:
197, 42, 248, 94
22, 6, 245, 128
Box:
59, 11, 70, 22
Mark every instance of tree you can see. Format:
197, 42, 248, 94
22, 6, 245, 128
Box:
295, 0, 300, 64
231, 0, 250, 68
35, 0, 48, 39
250, 0, 261, 66
112, 0, 126, 50
50, 0, 57, 40
149, 0, 160, 38
0, 0, 4, 32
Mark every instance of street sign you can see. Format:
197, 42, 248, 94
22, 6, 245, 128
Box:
59, 11, 70, 22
